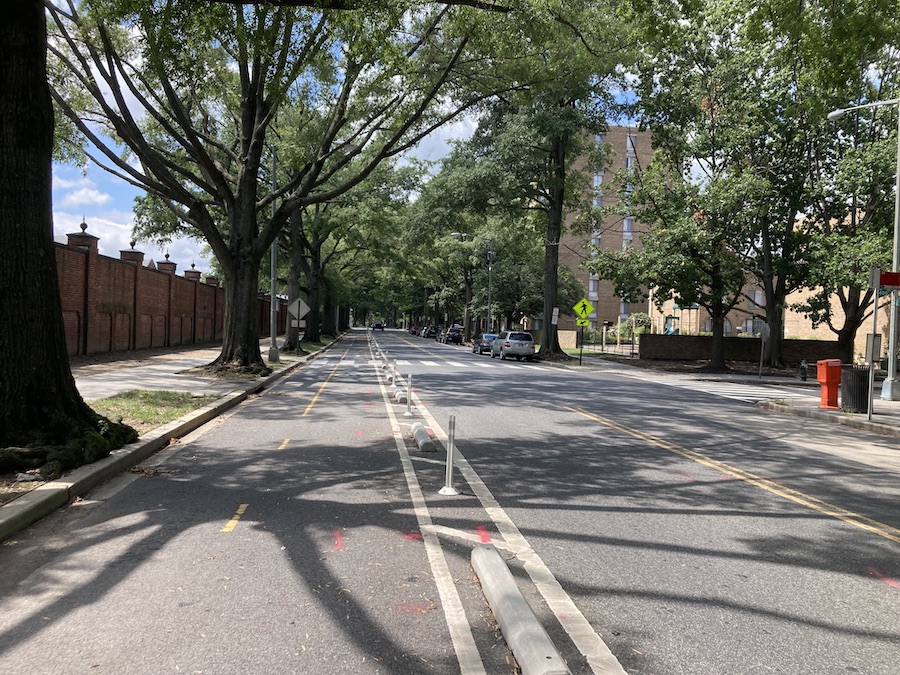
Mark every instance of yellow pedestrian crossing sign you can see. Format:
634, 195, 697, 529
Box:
573, 298, 594, 319
576, 318, 590, 327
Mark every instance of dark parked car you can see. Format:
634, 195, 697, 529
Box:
472, 333, 497, 354
490, 330, 535, 361
372, 320, 384, 330
440, 327, 463, 344
423, 325, 438, 338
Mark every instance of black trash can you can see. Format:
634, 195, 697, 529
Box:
840, 364, 870, 413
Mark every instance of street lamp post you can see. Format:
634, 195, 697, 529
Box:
828, 98, 900, 399
487, 239, 494, 334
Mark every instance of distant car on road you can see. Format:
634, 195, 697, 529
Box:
372, 321, 384, 330
472, 333, 497, 354
440, 327, 463, 344
422, 325, 438, 338
490, 331, 535, 361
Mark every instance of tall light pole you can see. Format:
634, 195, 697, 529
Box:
828, 98, 900, 399
487, 238, 494, 334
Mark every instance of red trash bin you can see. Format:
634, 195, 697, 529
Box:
816, 359, 842, 409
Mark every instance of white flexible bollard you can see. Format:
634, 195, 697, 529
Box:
439, 415, 460, 496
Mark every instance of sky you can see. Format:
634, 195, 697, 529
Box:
51, 118, 474, 276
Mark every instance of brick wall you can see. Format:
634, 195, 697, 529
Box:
56, 232, 286, 356
639, 333, 841, 365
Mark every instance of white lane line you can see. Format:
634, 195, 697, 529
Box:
412, 392, 627, 675
446, 361, 468, 368
372, 348, 485, 675
420, 360, 440, 366
396, 359, 412, 365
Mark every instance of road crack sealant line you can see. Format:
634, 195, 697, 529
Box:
368, 341, 486, 675
409, 391, 627, 675
567, 406, 900, 546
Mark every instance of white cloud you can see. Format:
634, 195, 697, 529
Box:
52, 175, 87, 190
53, 210, 213, 275
61, 187, 112, 208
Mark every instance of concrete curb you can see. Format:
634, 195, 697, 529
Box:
471, 544, 571, 675
0, 341, 337, 543
759, 401, 900, 438
410, 423, 436, 452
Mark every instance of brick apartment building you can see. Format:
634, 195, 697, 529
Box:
554, 127, 873, 361
556, 125, 654, 341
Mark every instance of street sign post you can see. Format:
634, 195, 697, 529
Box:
573, 298, 594, 365
288, 298, 311, 319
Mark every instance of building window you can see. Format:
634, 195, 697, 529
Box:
590, 231, 601, 257
622, 217, 633, 248
625, 155, 635, 170
627, 134, 638, 156
593, 174, 603, 208
705, 318, 734, 336
589, 277, 599, 300
742, 317, 765, 335
749, 289, 764, 308
595, 133, 605, 147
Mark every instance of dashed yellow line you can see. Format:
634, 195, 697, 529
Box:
303, 348, 350, 416
277, 438, 289, 450
566, 406, 900, 545
221, 503, 249, 533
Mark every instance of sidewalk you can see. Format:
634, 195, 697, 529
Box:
0, 339, 332, 542
572, 353, 900, 438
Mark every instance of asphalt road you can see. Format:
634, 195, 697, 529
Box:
0, 328, 897, 674
377, 329, 900, 674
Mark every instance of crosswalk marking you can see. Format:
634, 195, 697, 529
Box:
655, 378, 813, 403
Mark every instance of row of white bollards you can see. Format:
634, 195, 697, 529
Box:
370, 334, 459, 496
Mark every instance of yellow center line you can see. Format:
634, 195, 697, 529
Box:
221, 503, 249, 533
303, 347, 350, 416
565, 406, 900, 545
277, 438, 289, 450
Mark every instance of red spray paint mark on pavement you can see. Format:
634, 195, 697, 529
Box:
357, 430, 364, 437
332, 531, 344, 550
363, 402, 372, 408
475, 525, 492, 543
395, 602, 431, 615
867, 567, 900, 588
404, 532, 424, 541
675, 472, 694, 483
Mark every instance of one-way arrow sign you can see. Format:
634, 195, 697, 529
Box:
288, 298, 311, 319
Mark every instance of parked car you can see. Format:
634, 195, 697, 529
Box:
490, 331, 535, 361
472, 333, 497, 354
423, 325, 438, 338
440, 327, 463, 344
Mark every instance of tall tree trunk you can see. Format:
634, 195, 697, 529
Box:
279, 214, 307, 353
539, 133, 567, 358
213, 255, 270, 374
300, 244, 323, 343
834, 287, 870, 364
0, 1, 134, 462
708, 310, 727, 370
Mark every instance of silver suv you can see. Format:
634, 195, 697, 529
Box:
490, 331, 535, 361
